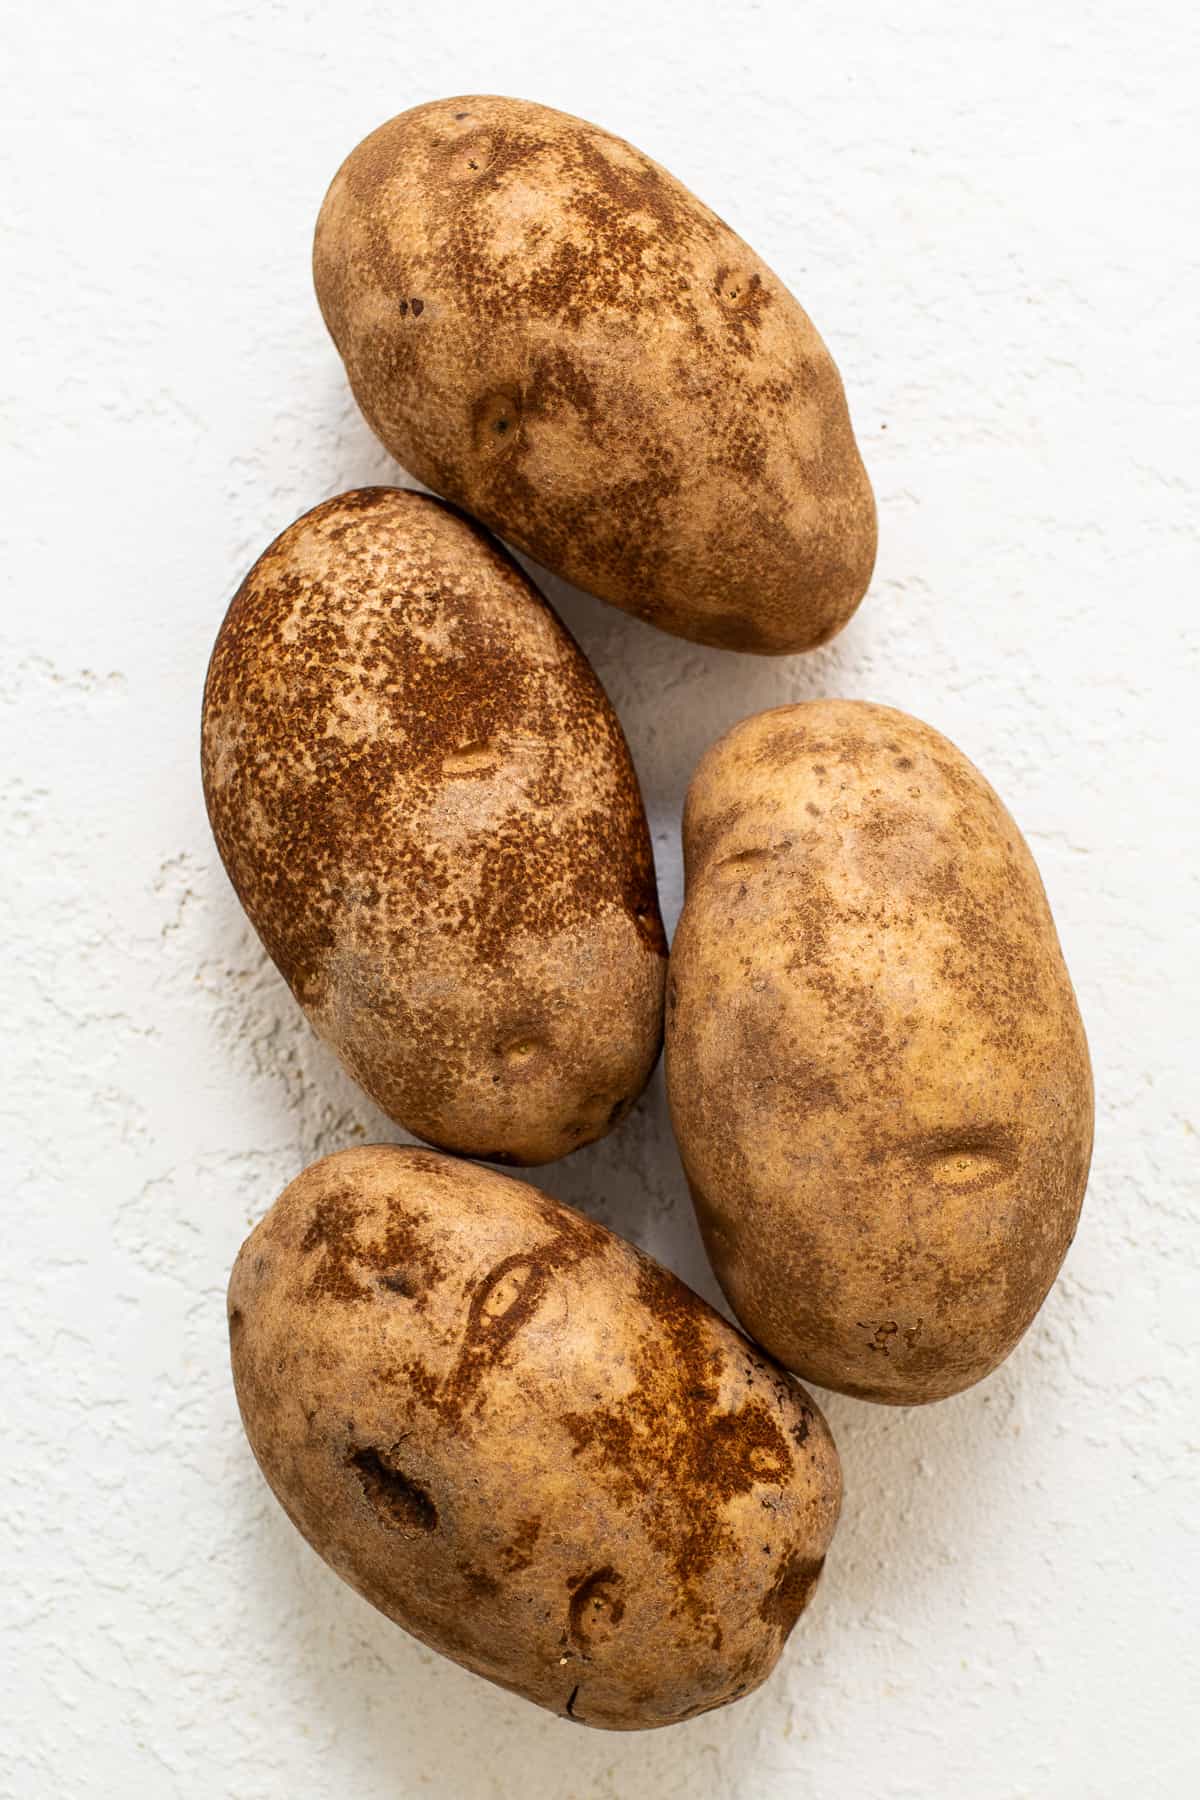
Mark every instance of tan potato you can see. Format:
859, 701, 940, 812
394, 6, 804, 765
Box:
229, 1146, 842, 1729
666, 701, 1094, 1404
313, 95, 876, 655
201, 487, 665, 1164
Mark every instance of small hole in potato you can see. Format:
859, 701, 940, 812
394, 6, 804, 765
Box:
446, 130, 496, 181
473, 390, 521, 453
716, 267, 761, 309
349, 1446, 437, 1536
443, 739, 496, 776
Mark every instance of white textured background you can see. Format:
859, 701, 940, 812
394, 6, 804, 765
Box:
4, 3, 1198, 1796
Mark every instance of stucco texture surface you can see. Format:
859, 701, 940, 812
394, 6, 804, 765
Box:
3, 4, 1197, 1796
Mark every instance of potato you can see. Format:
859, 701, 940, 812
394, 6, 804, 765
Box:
666, 701, 1093, 1404
313, 96, 876, 655
229, 1145, 841, 1729
201, 487, 665, 1164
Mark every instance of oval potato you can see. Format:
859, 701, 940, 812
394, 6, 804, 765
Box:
202, 488, 665, 1164
666, 701, 1094, 1403
229, 1146, 842, 1729
313, 95, 876, 655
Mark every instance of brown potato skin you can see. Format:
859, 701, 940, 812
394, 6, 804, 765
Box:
666, 702, 1094, 1404
201, 488, 665, 1164
313, 95, 876, 655
229, 1146, 842, 1729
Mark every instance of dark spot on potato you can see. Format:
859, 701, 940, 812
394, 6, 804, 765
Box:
349, 1446, 438, 1535
379, 1270, 415, 1296
500, 1516, 542, 1573
228, 1307, 243, 1333
759, 1552, 825, 1632
410, 298, 424, 315
457, 1558, 501, 1599
300, 1188, 446, 1306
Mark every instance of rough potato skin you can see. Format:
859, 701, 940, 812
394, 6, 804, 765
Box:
666, 702, 1094, 1404
229, 1146, 842, 1729
313, 95, 876, 655
201, 488, 666, 1164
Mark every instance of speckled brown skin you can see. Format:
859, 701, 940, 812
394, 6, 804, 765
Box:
313, 96, 876, 655
229, 1146, 841, 1729
201, 488, 666, 1164
666, 702, 1094, 1404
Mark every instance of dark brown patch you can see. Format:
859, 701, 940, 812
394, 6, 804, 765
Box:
759, 1552, 825, 1632
559, 1259, 792, 1619
379, 1271, 415, 1296
456, 1558, 501, 1600
500, 1516, 542, 1573
299, 1186, 445, 1307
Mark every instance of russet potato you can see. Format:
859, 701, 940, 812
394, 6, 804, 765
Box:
666, 701, 1093, 1403
313, 95, 876, 654
202, 487, 665, 1164
229, 1146, 842, 1728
